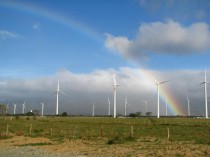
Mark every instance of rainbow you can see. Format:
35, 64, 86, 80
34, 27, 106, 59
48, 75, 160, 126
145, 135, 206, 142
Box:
0, 1, 185, 116
140, 69, 184, 116
0, 1, 102, 43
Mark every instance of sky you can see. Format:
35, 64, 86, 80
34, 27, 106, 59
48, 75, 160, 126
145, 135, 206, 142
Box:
0, 0, 210, 116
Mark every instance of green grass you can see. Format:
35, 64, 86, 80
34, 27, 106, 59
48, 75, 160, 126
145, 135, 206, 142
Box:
0, 116, 210, 145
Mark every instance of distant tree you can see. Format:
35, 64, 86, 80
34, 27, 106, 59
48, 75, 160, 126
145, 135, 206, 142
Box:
26, 112, 35, 116
129, 113, 136, 118
0, 104, 7, 117
61, 112, 68, 116
129, 112, 141, 118
136, 112, 141, 117
146, 112, 152, 117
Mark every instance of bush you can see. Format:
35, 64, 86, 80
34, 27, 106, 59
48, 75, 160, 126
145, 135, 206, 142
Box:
61, 112, 68, 116
26, 112, 35, 116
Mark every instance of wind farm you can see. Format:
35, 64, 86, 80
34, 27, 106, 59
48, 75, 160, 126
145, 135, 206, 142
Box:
0, 0, 210, 156
2, 69, 209, 118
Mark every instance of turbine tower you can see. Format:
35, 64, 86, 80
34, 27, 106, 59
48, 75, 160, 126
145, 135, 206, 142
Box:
187, 97, 190, 116
22, 101, 26, 114
6, 104, 9, 114
41, 102, 44, 116
124, 97, 129, 116
92, 103, 95, 116
165, 99, 168, 116
13, 104, 16, 115
113, 74, 119, 118
200, 69, 209, 119
142, 100, 148, 115
108, 98, 111, 116
152, 77, 169, 118
55, 80, 66, 115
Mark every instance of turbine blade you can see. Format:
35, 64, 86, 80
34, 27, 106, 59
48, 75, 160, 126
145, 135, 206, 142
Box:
57, 80, 60, 90
113, 74, 117, 84
108, 98, 110, 104
199, 82, 205, 85
160, 80, 170, 84
60, 90, 67, 95
150, 75, 158, 84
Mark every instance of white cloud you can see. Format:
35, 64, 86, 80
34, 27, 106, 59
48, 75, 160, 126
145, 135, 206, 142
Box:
105, 20, 210, 59
0, 81, 7, 86
33, 23, 40, 29
0, 30, 18, 40
0, 68, 208, 116
104, 33, 130, 56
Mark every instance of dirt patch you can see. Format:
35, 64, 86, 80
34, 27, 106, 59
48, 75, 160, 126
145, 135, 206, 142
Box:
0, 136, 209, 156
0, 136, 52, 148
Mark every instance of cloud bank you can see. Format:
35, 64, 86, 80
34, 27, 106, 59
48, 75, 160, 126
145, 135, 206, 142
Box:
0, 68, 208, 116
105, 20, 210, 59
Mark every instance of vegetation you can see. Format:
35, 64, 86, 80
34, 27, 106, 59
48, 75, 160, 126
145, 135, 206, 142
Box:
26, 112, 35, 116
0, 104, 7, 116
0, 116, 210, 145
129, 112, 141, 118
61, 112, 68, 117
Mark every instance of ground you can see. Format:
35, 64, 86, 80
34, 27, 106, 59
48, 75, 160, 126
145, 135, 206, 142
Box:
0, 135, 209, 157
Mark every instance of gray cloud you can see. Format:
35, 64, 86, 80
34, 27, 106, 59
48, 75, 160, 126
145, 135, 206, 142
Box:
105, 20, 210, 59
0, 68, 209, 117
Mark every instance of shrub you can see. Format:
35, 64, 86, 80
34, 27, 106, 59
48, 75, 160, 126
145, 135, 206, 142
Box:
61, 112, 68, 117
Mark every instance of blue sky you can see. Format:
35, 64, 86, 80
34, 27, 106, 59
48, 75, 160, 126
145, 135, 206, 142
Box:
0, 0, 210, 116
0, 0, 210, 78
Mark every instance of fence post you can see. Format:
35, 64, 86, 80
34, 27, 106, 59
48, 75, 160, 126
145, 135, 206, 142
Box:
167, 127, 170, 140
6, 123, 9, 136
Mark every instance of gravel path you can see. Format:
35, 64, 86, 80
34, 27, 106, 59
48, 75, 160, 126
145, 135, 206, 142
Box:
0, 146, 86, 157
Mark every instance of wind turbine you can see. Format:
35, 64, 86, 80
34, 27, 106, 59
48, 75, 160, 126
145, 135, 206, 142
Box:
55, 80, 66, 115
142, 100, 148, 115
200, 69, 209, 119
41, 102, 44, 116
22, 101, 26, 114
92, 103, 95, 116
6, 104, 9, 114
187, 97, 190, 116
152, 77, 169, 118
13, 104, 16, 115
165, 99, 168, 116
124, 97, 130, 116
108, 98, 111, 116
113, 74, 119, 118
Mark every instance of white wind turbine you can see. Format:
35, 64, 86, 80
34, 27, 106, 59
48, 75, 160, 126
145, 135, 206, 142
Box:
142, 100, 148, 115
6, 104, 9, 114
124, 97, 130, 116
13, 104, 16, 115
113, 74, 119, 118
165, 99, 168, 116
108, 98, 111, 116
187, 97, 190, 116
199, 69, 209, 119
55, 80, 66, 115
152, 77, 169, 118
41, 102, 44, 116
22, 101, 26, 114
92, 103, 95, 116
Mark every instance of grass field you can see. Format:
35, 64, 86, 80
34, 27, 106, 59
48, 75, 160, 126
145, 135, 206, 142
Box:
0, 116, 210, 156
0, 116, 210, 145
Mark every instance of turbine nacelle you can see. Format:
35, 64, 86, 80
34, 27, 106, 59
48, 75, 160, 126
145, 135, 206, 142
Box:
112, 74, 119, 88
